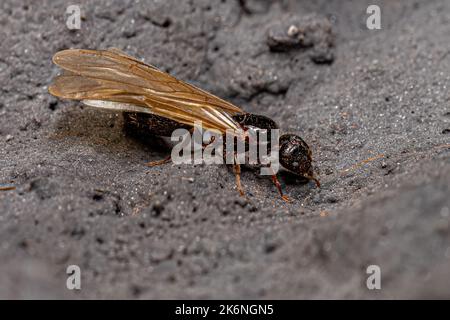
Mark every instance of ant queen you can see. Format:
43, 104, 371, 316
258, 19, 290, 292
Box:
49, 49, 319, 201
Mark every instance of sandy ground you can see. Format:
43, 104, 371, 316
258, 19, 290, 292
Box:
0, 0, 449, 299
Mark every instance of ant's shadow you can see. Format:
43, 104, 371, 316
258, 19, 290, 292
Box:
51, 106, 170, 159
242, 164, 310, 187
278, 170, 310, 186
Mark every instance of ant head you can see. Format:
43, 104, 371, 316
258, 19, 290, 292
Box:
279, 134, 320, 187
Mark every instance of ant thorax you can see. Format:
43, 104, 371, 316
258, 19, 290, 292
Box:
170, 122, 280, 175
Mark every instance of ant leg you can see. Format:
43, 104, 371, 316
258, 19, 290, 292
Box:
271, 174, 291, 202
266, 165, 291, 202
233, 163, 245, 196
145, 155, 171, 167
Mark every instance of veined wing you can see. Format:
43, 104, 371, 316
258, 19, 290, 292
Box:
49, 49, 245, 132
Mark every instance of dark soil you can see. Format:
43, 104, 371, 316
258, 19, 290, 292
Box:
0, 0, 449, 299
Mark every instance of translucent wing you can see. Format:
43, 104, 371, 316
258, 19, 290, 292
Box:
49, 49, 245, 132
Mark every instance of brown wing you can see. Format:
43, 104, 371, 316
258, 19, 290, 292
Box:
49, 49, 245, 132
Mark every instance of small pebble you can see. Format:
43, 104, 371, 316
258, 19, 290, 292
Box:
287, 25, 299, 37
